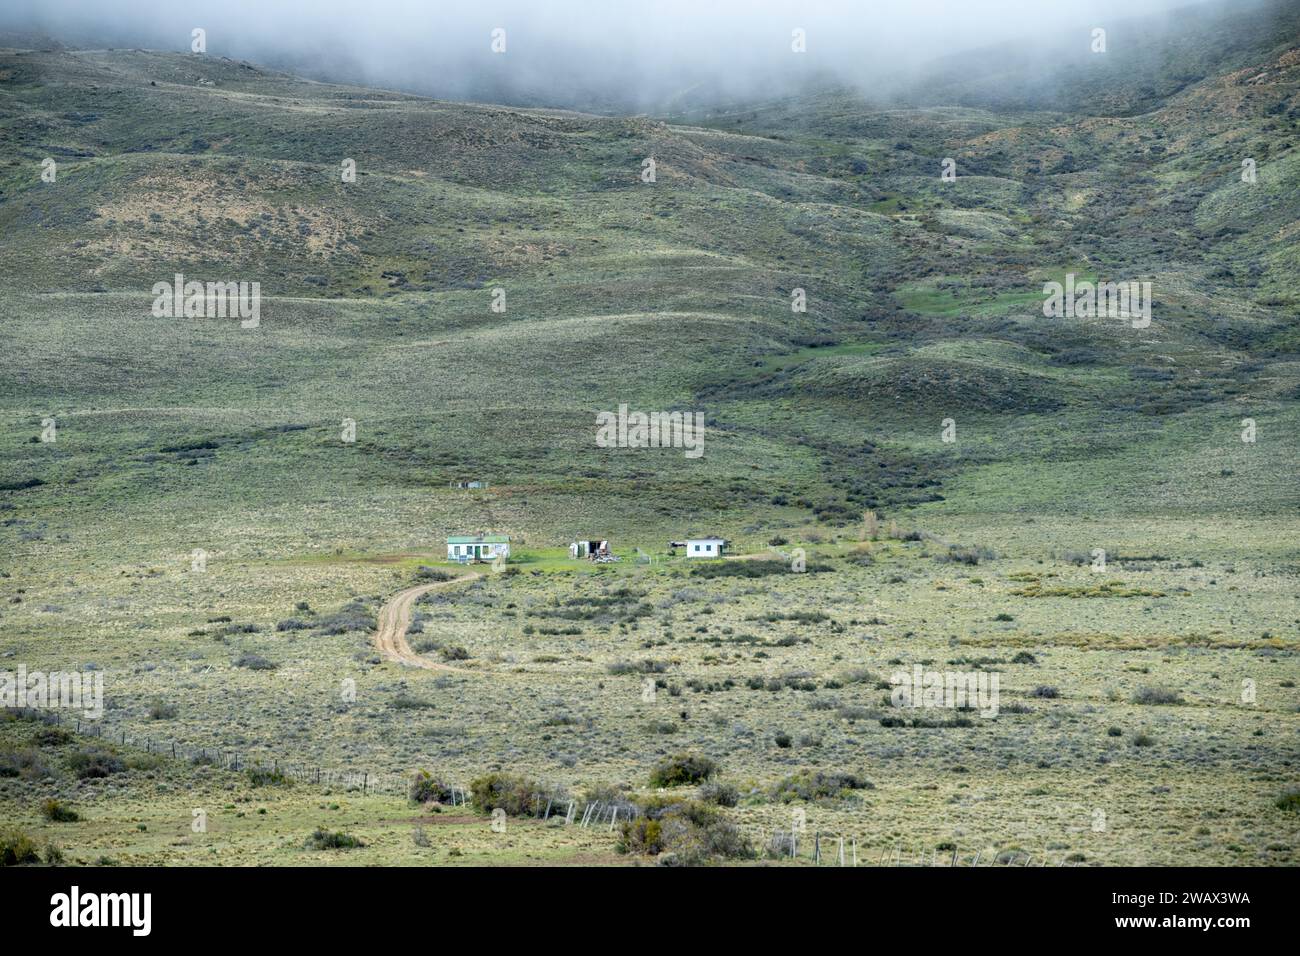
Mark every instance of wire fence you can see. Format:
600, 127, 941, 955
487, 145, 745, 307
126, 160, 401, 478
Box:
13, 708, 1087, 861
13, 707, 411, 797
12, 708, 639, 828
749, 826, 1086, 866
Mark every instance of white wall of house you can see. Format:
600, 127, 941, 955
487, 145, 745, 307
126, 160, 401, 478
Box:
447, 542, 510, 561
686, 539, 724, 557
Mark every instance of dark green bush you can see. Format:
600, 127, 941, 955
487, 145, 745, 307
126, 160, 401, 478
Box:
616, 797, 751, 863
246, 766, 290, 787
305, 828, 365, 850
410, 770, 454, 804
1132, 686, 1183, 705
771, 771, 873, 803
649, 754, 718, 788
697, 781, 739, 807
470, 773, 562, 817
40, 798, 79, 822
67, 747, 125, 779
0, 828, 39, 866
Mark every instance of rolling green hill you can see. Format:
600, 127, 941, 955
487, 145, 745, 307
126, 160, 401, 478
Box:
0, 3, 1296, 866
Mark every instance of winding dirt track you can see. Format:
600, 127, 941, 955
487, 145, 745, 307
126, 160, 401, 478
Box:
372, 573, 483, 671
372, 551, 777, 670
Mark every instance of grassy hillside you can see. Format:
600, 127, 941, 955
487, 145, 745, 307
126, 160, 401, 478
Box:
0, 3, 1297, 865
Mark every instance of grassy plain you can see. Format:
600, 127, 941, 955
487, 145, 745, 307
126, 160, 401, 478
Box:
0, 0, 1298, 865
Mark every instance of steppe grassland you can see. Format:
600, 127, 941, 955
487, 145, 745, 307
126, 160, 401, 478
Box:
2, 35, 1299, 864
1, 283, 1298, 864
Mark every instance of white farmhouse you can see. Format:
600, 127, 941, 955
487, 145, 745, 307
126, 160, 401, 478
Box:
671, 536, 727, 558
447, 534, 510, 563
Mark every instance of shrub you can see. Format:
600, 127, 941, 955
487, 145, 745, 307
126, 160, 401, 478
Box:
616, 797, 751, 863
0, 747, 48, 780
0, 828, 39, 866
1133, 733, 1155, 747
410, 770, 454, 804
40, 798, 79, 822
690, 560, 831, 580
470, 773, 562, 817
938, 545, 996, 566
697, 781, 739, 807
391, 694, 433, 710
837, 667, 874, 685
440, 646, 470, 661
233, 653, 276, 671
649, 754, 718, 788
67, 747, 125, 779
314, 601, 377, 636
147, 699, 178, 720
1030, 685, 1060, 699
1011, 651, 1035, 663
606, 659, 667, 675
1132, 686, 1183, 706
771, 771, 873, 803
125, 754, 163, 772
305, 828, 365, 850
246, 766, 289, 787
1274, 787, 1300, 812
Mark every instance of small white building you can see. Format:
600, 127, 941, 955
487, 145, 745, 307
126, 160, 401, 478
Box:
447, 534, 510, 563
674, 536, 727, 558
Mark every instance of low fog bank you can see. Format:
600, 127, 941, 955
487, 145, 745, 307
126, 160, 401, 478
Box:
0, 0, 1255, 111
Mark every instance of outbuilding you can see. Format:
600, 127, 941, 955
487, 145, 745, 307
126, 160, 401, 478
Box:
570, 539, 610, 560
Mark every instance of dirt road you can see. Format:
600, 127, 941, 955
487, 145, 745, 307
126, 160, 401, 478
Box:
372, 551, 779, 670
372, 573, 482, 670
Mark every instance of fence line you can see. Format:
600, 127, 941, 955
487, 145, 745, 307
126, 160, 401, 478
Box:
13, 710, 1087, 859
12, 708, 636, 827
13, 707, 412, 797
753, 826, 1085, 866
